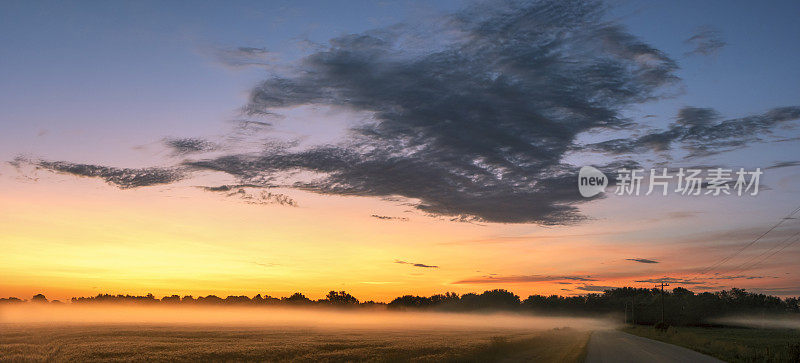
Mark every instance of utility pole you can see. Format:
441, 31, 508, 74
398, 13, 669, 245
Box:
655, 282, 670, 322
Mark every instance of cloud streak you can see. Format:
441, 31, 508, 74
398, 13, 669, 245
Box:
200, 184, 298, 206
395, 260, 438, 268
576, 284, 618, 292
626, 258, 658, 264
371, 215, 409, 222
215, 46, 277, 69
453, 274, 596, 284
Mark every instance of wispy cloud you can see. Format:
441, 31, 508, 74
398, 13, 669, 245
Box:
585, 106, 800, 157
371, 215, 409, 222
200, 185, 298, 206
215, 46, 278, 69
453, 274, 596, 284
576, 284, 618, 292
395, 260, 438, 269
684, 26, 727, 56
766, 161, 800, 170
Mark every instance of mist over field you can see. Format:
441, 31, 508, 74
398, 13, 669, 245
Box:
0, 304, 611, 330
712, 315, 800, 330
0, 305, 604, 361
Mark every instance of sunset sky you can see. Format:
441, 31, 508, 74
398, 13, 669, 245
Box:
1, 0, 799, 302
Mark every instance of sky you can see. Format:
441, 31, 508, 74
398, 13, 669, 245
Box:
1, 0, 799, 302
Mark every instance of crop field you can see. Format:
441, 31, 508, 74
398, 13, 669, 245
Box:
0, 323, 590, 362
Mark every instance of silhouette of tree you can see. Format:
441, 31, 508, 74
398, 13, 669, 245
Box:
12, 286, 798, 327
282, 292, 311, 305
161, 295, 180, 304
224, 295, 252, 305
323, 291, 359, 305
197, 295, 223, 305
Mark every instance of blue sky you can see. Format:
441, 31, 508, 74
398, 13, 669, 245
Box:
2, 0, 799, 165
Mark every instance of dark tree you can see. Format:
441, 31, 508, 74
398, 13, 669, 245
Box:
323, 291, 359, 305
282, 292, 311, 304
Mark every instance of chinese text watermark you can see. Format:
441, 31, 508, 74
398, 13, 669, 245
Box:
578, 167, 762, 197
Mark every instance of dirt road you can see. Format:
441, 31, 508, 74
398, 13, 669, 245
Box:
585, 330, 724, 363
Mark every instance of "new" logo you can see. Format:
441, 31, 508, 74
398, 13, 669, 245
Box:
578, 166, 608, 197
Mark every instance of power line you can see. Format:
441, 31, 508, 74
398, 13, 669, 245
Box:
729, 234, 800, 275
697, 205, 800, 276
726, 230, 800, 275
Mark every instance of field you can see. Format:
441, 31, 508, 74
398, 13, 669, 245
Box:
623, 325, 800, 362
0, 323, 589, 362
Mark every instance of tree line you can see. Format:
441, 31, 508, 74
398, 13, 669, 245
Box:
2, 287, 798, 326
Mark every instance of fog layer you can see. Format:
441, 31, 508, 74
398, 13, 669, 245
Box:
711, 315, 800, 329
0, 304, 611, 330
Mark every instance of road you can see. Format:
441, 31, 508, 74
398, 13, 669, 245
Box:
585, 330, 724, 363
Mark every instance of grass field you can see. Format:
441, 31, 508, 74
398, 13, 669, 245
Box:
623, 325, 800, 362
0, 323, 590, 362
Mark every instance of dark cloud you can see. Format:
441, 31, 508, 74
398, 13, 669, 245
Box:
164, 138, 218, 155
684, 27, 727, 57
371, 214, 409, 221
180, 0, 679, 225
34, 160, 184, 189
586, 106, 800, 157
452, 274, 596, 284
395, 260, 438, 268
626, 258, 658, 264
576, 284, 618, 292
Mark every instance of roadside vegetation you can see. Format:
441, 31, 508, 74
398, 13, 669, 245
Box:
623, 325, 800, 362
